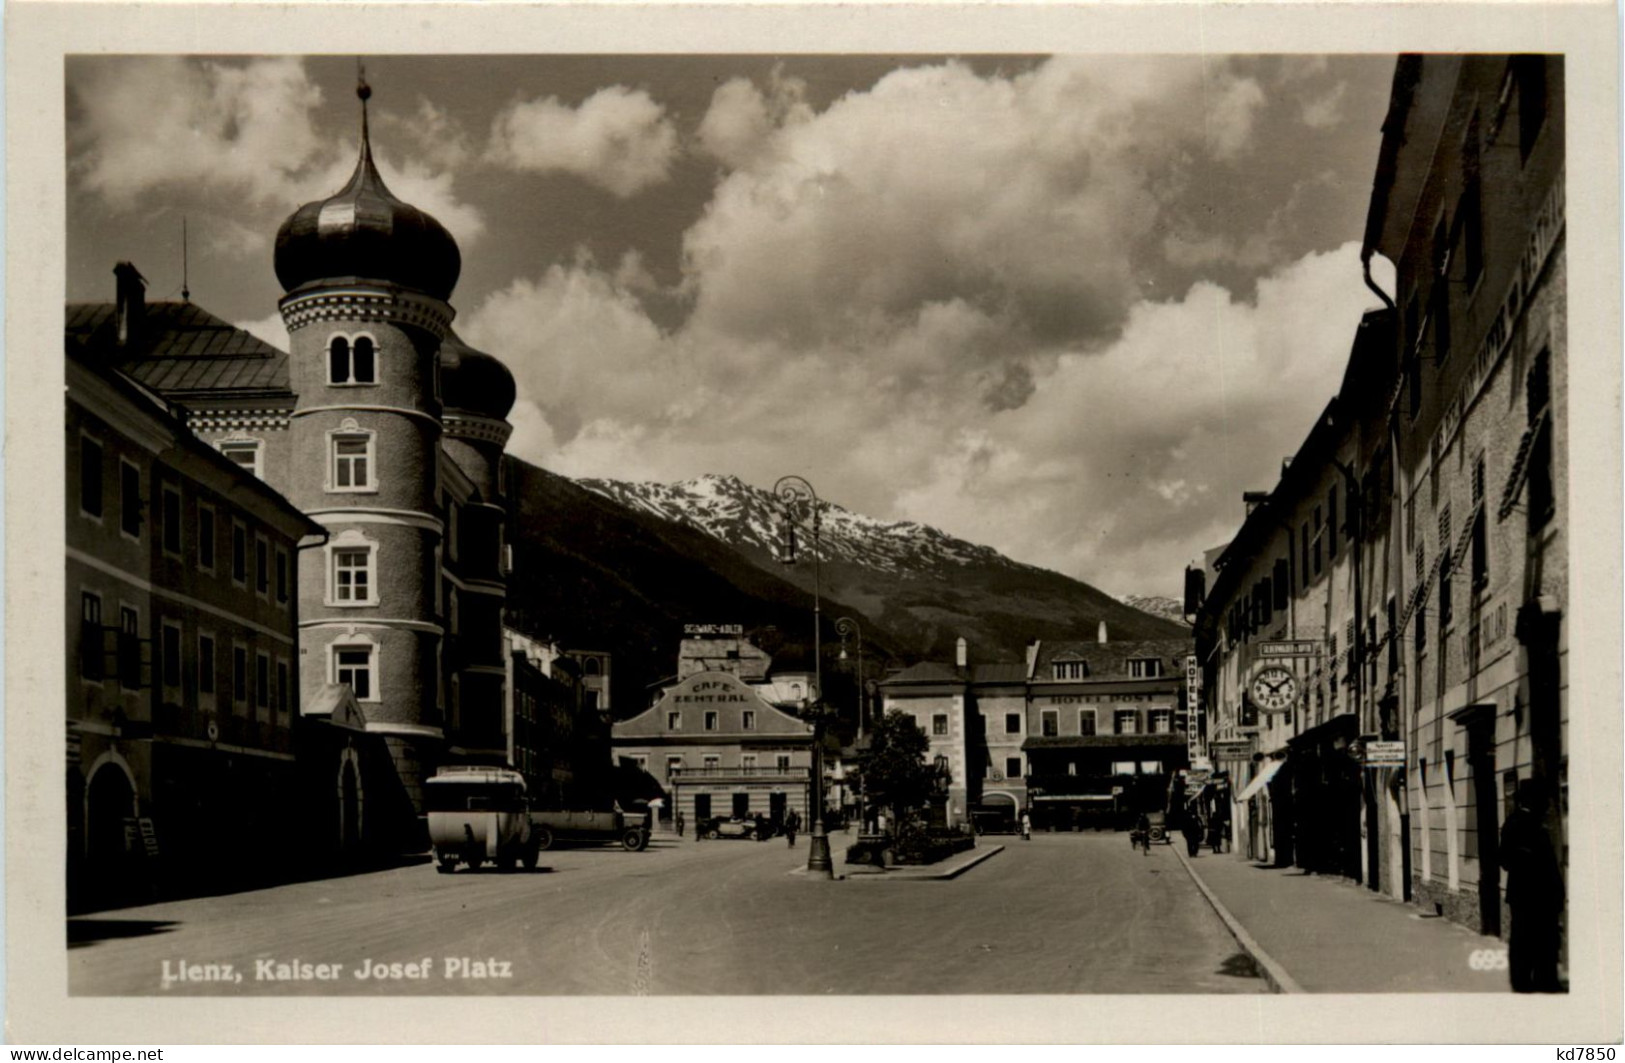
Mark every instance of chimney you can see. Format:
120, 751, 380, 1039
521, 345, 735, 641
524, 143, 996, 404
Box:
1097, 621, 1108, 645
1183, 566, 1207, 617
114, 262, 147, 348
955, 637, 967, 669
1242, 490, 1270, 517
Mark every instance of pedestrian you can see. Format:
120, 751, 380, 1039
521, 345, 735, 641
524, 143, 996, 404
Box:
1133, 811, 1151, 855
1020, 810, 1032, 841
675, 810, 685, 839
785, 809, 799, 848
1500, 779, 1565, 992
1211, 790, 1231, 854
1182, 807, 1204, 857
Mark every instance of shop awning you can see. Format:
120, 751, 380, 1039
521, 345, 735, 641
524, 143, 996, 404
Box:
1236, 758, 1285, 802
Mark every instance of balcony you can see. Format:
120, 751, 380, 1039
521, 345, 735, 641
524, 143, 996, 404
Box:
1023, 774, 1124, 797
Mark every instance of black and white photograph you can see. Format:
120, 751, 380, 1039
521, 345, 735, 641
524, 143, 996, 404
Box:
8, 0, 1622, 1048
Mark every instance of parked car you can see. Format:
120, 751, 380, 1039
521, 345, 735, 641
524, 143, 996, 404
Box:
702, 816, 761, 840
531, 809, 651, 852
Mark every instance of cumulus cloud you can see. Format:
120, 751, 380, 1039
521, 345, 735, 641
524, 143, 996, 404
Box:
680, 57, 1269, 356
457, 56, 1378, 596
487, 85, 679, 197
70, 57, 327, 209
69, 57, 486, 259
697, 68, 814, 170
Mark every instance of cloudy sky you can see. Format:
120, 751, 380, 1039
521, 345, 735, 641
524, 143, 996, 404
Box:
66, 54, 1397, 598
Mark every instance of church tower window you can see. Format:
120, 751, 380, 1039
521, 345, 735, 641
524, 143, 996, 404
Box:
328, 334, 378, 385
331, 432, 375, 491
333, 642, 377, 701
327, 530, 378, 606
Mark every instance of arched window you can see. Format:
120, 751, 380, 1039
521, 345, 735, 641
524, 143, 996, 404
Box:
352, 336, 376, 383
329, 334, 378, 385
584, 657, 601, 675
328, 337, 351, 383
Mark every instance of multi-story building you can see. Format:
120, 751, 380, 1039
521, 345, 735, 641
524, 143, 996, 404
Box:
1366, 54, 1566, 937
1195, 55, 1565, 951
877, 630, 1193, 831
611, 670, 816, 830
612, 628, 818, 830
1193, 323, 1397, 886
506, 628, 612, 810
68, 80, 518, 849
65, 341, 321, 908
1020, 634, 1192, 831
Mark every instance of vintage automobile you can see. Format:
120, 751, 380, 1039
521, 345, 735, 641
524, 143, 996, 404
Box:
1128, 810, 1172, 849
531, 808, 650, 852
701, 816, 762, 840
426, 767, 539, 873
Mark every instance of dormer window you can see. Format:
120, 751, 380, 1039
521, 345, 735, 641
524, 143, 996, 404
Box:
1128, 658, 1164, 679
329, 335, 377, 385
1053, 659, 1088, 680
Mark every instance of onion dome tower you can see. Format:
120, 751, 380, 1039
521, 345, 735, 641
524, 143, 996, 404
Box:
275, 72, 458, 843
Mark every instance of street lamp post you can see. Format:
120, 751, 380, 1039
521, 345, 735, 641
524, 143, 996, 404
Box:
775, 474, 833, 878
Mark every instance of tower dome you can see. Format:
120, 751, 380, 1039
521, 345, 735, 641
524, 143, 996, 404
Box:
274, 77, 461, 301
440, 329, 516, 420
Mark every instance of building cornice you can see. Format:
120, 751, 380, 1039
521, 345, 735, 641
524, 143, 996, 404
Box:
293, 404, 442, 428
279, 285, 453, 339
442, 411, 513, 447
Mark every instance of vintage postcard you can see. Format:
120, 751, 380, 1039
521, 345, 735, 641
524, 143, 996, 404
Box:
6, 0, 1621, 1047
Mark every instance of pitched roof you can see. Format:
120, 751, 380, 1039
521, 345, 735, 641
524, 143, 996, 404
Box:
66, 301, 291, 397
971, 662, 1028, 685
1030, 637, 1192, 679
881, 661, 966, 686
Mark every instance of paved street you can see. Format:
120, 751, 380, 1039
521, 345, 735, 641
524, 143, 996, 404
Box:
68, 832, 1264, 995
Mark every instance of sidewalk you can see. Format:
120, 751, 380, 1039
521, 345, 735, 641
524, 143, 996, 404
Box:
1174, 846, 1510, 993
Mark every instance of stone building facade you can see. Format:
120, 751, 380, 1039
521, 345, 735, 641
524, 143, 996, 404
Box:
1194, 55, 1565, 953
611, 670, 815, 831
69, 80, 519, 850
65, 341, 322, 909
877, 633, 1193, 831
1367, 54, 1566, 936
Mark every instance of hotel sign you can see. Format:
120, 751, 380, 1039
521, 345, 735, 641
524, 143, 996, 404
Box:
1258, 640, 1320, 659
684, 623, 744, 638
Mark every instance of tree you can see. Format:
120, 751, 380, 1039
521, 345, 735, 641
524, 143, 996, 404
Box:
856, 710, 938, 836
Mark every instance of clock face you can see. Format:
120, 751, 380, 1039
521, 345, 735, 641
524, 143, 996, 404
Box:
1250, 666, 1299, 712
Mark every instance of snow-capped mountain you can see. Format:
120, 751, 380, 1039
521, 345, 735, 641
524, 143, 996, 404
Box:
1118, 595, 1191, 627
504, 460, 1192, 718
575, 473, 1019, 575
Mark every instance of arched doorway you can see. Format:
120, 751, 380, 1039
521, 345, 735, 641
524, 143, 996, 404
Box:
973, 791, 1020, 834
85, 760, 137, 906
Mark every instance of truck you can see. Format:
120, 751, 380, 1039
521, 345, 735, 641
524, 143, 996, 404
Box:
425, 767, 540, 873
530, 808, 650, 852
